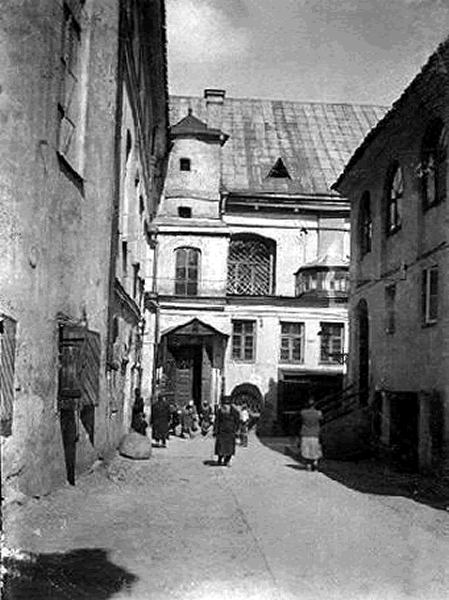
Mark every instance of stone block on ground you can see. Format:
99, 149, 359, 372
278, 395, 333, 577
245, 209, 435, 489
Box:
118, 432, 152, 460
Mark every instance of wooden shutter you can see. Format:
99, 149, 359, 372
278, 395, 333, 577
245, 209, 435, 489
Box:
0, 316, 17, 436
58, 325, 101, 409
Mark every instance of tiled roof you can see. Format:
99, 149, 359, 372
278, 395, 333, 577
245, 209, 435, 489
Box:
169, 95, 388, 197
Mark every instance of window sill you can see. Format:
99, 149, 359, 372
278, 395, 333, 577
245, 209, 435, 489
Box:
386, 226, 401, 238
231, 359, 256, 364
423, 200, 444, 212
57, 152, 84, 195
279, 360, 304, 365
422, 320, 438, 329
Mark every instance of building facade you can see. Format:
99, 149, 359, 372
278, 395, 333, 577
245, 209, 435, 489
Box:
0, 0, 168, 497
154, 90, 385, 433
334, 38, 449, 473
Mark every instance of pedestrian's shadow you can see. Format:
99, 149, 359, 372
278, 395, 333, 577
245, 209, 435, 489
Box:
203, 460, 222, 467
3, 548, 137, 600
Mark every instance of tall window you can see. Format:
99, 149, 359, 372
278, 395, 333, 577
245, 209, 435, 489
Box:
227, 235, 275, 295
58, 2, 84, 172
232, 321, 256, 361
319, 322, 344, 364
360, 191, 372, 255
385, 284, 396, 334
386, 163, 403, 235
175, 248, 200, 296
421, 120, 447, 210
422, 266, 438, 325
280, 322, 304, 363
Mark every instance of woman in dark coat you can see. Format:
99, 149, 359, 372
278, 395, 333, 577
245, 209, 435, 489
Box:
151, 396, 171, 447
213, 399, 240, 466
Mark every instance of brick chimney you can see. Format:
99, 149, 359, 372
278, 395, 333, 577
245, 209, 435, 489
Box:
204, 89, 225, 130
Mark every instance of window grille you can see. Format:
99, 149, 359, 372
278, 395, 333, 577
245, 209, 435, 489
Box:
280, 322, 304, 363
422, 266, 438, 325
0, 316, 17, 437
232, 321, 256, 361
319, 322, 344, 364
175, 247, 199, 296
228, 237, 274, 295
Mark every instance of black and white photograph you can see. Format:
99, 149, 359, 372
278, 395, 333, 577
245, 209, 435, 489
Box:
1, 1, 449, 598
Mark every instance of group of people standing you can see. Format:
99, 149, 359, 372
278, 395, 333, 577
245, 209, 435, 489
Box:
149, 394, 251, 465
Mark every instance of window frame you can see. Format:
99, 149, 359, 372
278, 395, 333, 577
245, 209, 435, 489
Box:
58, 2, 84, 175
385, 283, 396, 334
279, 322, 304, 364
174, 247, 200, 297
359, 191, 373, 256
421, 119, 447, 211
319, 322, 345, 364
231, 320, 256, 362
422, 265, 438, 326
227, 234, 276, 296
385, 163, 404, 236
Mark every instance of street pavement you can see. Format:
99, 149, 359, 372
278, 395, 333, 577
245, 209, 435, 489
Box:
4, 432, 449, 600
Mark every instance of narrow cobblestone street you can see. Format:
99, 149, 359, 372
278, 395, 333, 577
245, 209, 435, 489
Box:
5, 433, 449, 600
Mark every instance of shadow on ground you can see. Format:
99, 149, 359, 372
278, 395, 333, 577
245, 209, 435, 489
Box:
259, 436, 449, 511
2, 548, 137, 600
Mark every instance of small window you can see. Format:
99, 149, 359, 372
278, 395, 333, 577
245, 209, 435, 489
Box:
232, 320, 256, 361
178, 206, 192, 218
280, 322, 304, 363
267, 158, 290, 179
319, 322, 344, 364
386, 163, 403, 235
175, 247, 199, 296
132, 263, 140, 299
422, 266, 438, 325
385, 284, 396, 334
360, 191, 372, 255
180, 158, 191, 171
122, 241, 128, 277
0, 315, 17, 437
139, 195, 145, 215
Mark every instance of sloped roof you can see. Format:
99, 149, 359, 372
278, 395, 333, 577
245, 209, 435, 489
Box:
333, 36, 449, 191
171, 109, 227, 144
169, 95, 388, 197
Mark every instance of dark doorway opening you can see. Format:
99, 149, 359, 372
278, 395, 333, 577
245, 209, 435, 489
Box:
389, 391, 419, 472
356, 299, 369, 405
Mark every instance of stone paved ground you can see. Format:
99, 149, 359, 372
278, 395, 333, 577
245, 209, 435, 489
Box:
3, 433, 449, 600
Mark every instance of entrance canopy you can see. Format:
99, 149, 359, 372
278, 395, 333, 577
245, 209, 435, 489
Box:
160, 318, 228, 347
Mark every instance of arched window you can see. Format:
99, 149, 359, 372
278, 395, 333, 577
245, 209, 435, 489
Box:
175, 247, 200, 296
421, 119, 447, 209
385, 163, 403, 235
359, 191, 372, 255
227, 235, 275, 295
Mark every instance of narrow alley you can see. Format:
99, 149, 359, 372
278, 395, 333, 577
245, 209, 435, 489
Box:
4, 434, 449, 600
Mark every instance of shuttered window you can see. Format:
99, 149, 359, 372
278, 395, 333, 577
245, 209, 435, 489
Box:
58, 325, 101, 409
228, 236, 275, 296
0, 316, 17, 437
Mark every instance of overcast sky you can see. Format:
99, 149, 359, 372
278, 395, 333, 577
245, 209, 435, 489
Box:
166, 0, 449, 106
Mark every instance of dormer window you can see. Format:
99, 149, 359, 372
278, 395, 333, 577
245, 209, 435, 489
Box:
267, 158, 290, 179
180, 158, 191, 171
178, 206, 192, 218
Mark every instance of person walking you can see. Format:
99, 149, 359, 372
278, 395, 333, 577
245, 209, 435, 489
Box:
299, 396, 323, 471
151, 395, 171, 447
213, 398, 240, 466
181, 401, 197, 439
200, 401, 214, 436
239, 404, 250, 447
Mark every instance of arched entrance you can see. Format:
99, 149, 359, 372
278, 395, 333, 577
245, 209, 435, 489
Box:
356, 299, 369, 405
230, 383, 262, 413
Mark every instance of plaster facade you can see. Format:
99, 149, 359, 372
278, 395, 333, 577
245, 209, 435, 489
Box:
334, 37, 449, 473
0, 0, 168, 496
